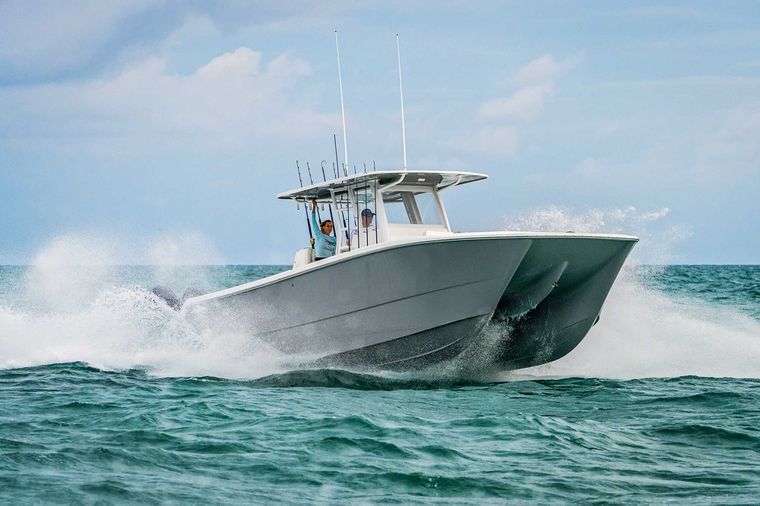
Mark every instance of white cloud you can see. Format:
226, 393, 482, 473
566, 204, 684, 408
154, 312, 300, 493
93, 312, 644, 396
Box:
478, 54, 580, 123
465, 54, 581, 157
0, 0, 163, 81
512, 53, 580, 87
0, 1, 314, 83
460, 126, 519, 157
0, 47, 337, 151
196, 47, 263, 79
479, 85, 550, 122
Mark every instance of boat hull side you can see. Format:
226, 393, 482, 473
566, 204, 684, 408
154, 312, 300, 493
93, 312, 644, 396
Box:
491, 237, 636, 369
183, 234, 635, 371
184, 237, 532, 361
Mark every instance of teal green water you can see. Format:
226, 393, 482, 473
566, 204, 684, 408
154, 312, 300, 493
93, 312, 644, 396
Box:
1, 265, 759, 503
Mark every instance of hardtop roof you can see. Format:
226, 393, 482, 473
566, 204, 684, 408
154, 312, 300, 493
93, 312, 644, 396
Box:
277, 170, 487, 201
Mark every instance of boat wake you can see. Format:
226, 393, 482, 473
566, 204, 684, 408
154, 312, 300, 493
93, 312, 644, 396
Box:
0, 232, 758, 382
517, 266, 760, 380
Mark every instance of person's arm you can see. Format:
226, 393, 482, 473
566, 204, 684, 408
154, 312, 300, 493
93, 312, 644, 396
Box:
310, 200, 321, 239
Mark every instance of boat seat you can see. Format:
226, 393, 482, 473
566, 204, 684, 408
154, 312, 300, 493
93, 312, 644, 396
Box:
293, 247, 315, 269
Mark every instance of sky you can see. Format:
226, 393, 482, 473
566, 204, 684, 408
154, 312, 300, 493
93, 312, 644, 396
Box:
1, 0, 758, 264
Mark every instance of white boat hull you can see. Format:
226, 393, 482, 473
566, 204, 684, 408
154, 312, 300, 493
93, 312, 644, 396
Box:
183, 232, 636, 371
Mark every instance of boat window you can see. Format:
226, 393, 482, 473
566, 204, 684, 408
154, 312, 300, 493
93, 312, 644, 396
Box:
414, 192, 442, 225
382, 190, 441, 225
352, 186, 375, 208
383, 192, 414, 224
352, 186, 378, 245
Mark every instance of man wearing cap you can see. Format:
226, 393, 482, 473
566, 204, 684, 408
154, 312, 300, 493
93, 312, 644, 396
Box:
352, 208, 378, 247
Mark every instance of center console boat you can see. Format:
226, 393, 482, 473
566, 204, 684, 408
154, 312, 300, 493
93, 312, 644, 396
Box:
182, 170, 637, 371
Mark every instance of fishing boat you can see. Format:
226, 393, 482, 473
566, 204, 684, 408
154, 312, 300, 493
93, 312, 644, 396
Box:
181, 169, 637, 370
178, 33, 636, 371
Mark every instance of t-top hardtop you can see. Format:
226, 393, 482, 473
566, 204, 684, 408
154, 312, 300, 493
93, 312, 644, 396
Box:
277, 170, 487, 202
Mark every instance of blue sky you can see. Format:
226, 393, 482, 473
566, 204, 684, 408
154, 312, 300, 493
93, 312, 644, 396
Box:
1, 1, 758, 264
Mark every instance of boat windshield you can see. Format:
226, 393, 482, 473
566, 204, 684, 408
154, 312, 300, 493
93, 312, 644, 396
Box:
382, 190, 442, 225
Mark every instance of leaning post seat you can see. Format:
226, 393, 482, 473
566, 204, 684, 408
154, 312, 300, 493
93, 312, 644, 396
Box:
293, 247, 315, 269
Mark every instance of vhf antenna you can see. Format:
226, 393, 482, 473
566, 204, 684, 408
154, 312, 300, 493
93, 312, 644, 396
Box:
335, 30, 349, 176
396, 33, 408, 171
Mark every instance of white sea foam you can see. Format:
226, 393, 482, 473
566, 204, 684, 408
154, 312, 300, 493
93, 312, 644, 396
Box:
515, 267, 760, 379
505, 206, 760, 380
504, 204, 695, 265
0, 234, 288, 378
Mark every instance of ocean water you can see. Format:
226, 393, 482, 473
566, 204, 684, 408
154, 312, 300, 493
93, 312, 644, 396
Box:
1, 262, 759, 503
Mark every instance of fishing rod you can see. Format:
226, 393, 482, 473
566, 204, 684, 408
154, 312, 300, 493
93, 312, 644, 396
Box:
360, 163, 369, 246
296, 160, 314, 249
346, 177, 352, 251
320, 160, 336, 236
333, 133, 348, 178
363, 173, 370, 246
372, 160, 378, 244
306, 162, 321, 222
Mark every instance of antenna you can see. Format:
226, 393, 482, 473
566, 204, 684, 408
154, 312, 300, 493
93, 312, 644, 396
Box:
335, 31, 349, 172
396, 33, 408, 171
